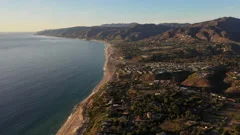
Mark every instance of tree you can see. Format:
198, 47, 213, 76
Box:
151, 126, 157, 133
185, 110, 192, 117
171, 103, 180, 115
164, 97, 169, 103
233, 124, 240, 132
142, 127, 148, 134
222, 129, 229, 135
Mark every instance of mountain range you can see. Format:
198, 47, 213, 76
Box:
37, 23, 188, 41
37, 17, 240, 45
148, 17, 240, 44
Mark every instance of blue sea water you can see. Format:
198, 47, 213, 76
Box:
0, 33, 105, 135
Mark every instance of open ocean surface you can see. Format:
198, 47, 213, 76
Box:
0, 33, 105, 135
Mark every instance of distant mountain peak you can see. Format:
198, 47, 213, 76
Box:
217, 16, 237, 21
99, 23, 138, 28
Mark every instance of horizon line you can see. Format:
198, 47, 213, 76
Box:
1, 16, 238, 32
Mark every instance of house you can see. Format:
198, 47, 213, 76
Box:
180, 87, 188, 90
156, 132, 166, 135
107, 99, 113, 105
146, 112, 152, 119
149, 83, 154, 86
154, 80, 160, 84
211, 93, 217, 97
113, 104, 121, 107
135, 115, 141, 121
227, 98, 236, 103
122, 111, 129, 116
102, 120, 113, 127
137, 71, 143, 75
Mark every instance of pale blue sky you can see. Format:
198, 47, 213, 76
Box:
1, 0, 240, 32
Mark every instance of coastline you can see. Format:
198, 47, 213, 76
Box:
56, 40, 115, 135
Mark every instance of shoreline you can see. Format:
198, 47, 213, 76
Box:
56, 39, 115, 135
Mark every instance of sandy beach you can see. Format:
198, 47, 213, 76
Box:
56, 41, 115, 135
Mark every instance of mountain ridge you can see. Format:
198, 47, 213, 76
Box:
37, 17, 240, 44
147, 17, 240, 44
37, 24, 175, 41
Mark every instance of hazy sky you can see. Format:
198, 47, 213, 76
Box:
1, 0, 240, 32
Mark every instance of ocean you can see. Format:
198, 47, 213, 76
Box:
0, 33, 105, 135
